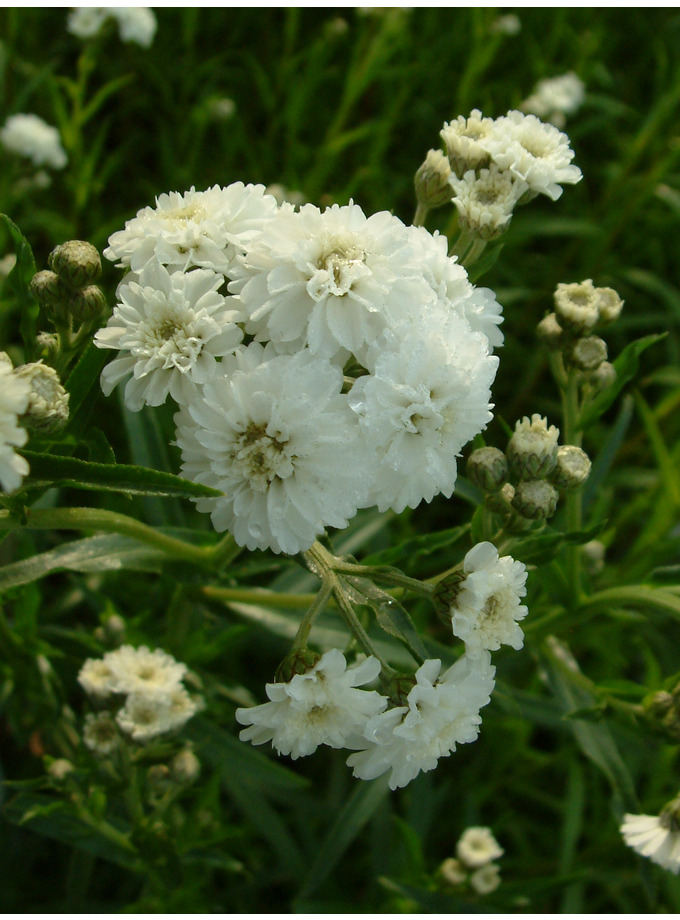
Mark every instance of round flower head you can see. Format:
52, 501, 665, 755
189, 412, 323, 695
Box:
415, 149, 453, 209
470, 863, 502, 895
347, 652, 495, 790
521, 73, 585, 129
449, 542, 528, 656
450, 165, 529, 241
77, 657, 117, 700
235, 650, 387, 759
621, 812, 680, 874
0, 114, 67, 170
0, 354, 30, 492
103, 645, 187, 697
482, 110, 582, 201
83, 711, 120, 756
440, 110, 495, 177
104, 183, 279, 275
349, 311, 498, 514
507, 413, 560, 481
116, 686, 198, 742
229, 201, 429, 364
67, 7, 108, 39
108, 7, 157, 47
95, 260, 243, 411
554, 278, 600, 333
174, 344, 368, 554
456, 826, 505, 868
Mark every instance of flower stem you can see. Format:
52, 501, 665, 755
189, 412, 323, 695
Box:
413, 202, 429, 227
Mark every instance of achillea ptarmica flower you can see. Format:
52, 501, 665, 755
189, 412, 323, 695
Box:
348, 312, 498, 514
15, 362, 69, 433
78, 657, 117, 699
448, 542, 528, 656
415, 149, 453, 209
116, 686, 198, 742
482, 110, 582, 201
595, 286, 624, 324
470, 863, 502, 895
104, 183, 278, 275
95, 260, 243, 410
175, 345, 368, 554
456, 825, 505, 868
103, 644, 187, 697
83, 711, 120, 756
621, 809, 680, 874
235, 650, 388, 759
347, 652, 495, 790
440, 110, 495, 177
521, 72, 585, 129
0, 114, 68, 170
554, 278, 600, 333
0, 354, 30, 493
449, 165, 528, 240
506, 414, 560, 481
68, 7, 157, 48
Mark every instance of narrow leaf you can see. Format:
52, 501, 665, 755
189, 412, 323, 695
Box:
0, 213, 39, 353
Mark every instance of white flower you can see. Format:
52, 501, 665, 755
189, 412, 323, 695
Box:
95, 260, 243, 410
481, 111, 582, 201
441, 110, 496, 177
67, 7, 108, 39
347, 652, 495, 790
77, 657, 117, 699
103, 644, 187, 697
229, 201, 429, 363
0, 355, 30, 493
116, 686, 198, 742
83, 712, 120, 756
621, 812, 680, 874
450, 542, 528, 657
174, 345, 368, 554
521, 73, 585, 129
450, 165, 529, 240
235, 650, 387, 759
108, 7, 157, 47
104, 183, 279, 275
349, 311, 498, 514
456, 826, 504, 868
470, 863, 501, 894
0, 113, 67, 170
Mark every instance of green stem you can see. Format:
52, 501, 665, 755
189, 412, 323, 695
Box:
561, 366, 584, 606
578, 585, 680, 620
460, 238, 487, 269
331, 560, 434, 599
292, 580, 333, 650
413, 202, 429, 227
202, 584, 317, 610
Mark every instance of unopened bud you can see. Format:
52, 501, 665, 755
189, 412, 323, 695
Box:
554, 279, 600, 334
415, 149, 453, 209
470, 863, 501, 895
433, 569, 466, 622
587, 360, 616, 393
466, 447, 509, 492
47, 758, 75, 781
48, 240, 102, 291
565, 335, 608, 371
104, 614, 126, 641
36, 332, 60, 359
69, 284, 107, 323
512, 480, 559, 519
274, 647, 322, 683
536, 312, 565, 350
581, 539, 605, 576
507, 414, 560, 481
596, 286, 624, 325
15, 361, 69, 432
29, 270, 66, 306
643, 690, 680, 743
438, 857, 467, 887
550, 445, 591, 491
484, 481, 515, 514
171, 748, 201, 784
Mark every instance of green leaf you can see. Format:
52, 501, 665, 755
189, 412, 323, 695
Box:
345, 575, 429, 663
20, 449, 223, 499
64, 341, 110, 435
467, 242, 503, 283
510, 522, 606, 566
361, 524, 470, 569
0, 213, 39, 354
578, 333, 666, 429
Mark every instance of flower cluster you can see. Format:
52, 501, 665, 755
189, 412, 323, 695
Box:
621, 805, 680, 875
440, 108, 582, 238
67, 7, 157, 48
97, 183, 501, 554
0, 354, 31, 493
78, 645, 200, 745
0, 113, 67, 170
521, 72, 585, 129
440, 826, 504, 895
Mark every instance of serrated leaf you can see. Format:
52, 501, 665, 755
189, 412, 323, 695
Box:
0, 213, 38, 354
20, 449, 223, 499
578, 333, 666, 429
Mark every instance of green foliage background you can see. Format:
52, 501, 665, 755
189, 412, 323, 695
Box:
1, 6, 680, 913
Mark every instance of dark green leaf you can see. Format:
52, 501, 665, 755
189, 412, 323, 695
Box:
64, 341, 110, 434
345, 575, 429, 663
0, 213, 39, 354
467, 242, 504, 283
361, 524, 470, 568
510, 522, 606, 566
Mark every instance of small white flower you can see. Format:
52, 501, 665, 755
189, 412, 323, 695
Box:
470, 863, 501, 894
103, 644, 187, 697
83, 711, 120, 756
450, 165, 529, 240
521, 73, 585, 129
347, 652, 495, 790
482, 111, 582, 201
67, 7, 108, 39
78, 657, 117, 699
235, 650, 387, 759
95, 260, 243, 410
104, 183, 279, 275
0, 355, 30, 492
0, 113, 67, 170
108, 7, 157, 47
116, 686, 198, 742
175, 344, 368, 554
450, 542, 528, 657
441, 110, 496, 177
456, 826, 504, 868
621, 812, 680, 874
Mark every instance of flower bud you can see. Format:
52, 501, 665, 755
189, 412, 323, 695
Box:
414, 149, 453, 209
433, 569, 466, 622
104, 614, 126, 642
69, 284, 108, 324
29, 270, 66, 306
484, 481, 514, 514
36, 332, 60, 359
554, 279, 600, 334
466, 447, 509, 492
536, 312, 565, 350
171, 748, 201, 784
565, 335, 608, 371
470, 864, 501, 895
48, 240, 102, 291
15, 361, 69, 432
274, 647, 322, 683
511, 479, 559, 519
438, 857, 467, 887
47, 758, 75, 781
146, 764, 173, 799
506, 414, 560, 481
581, 539, 605, 576
596, 286, 624, 325
642, 690, 680, 743
586, 360, 616, 394
550, 445, 591, 491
